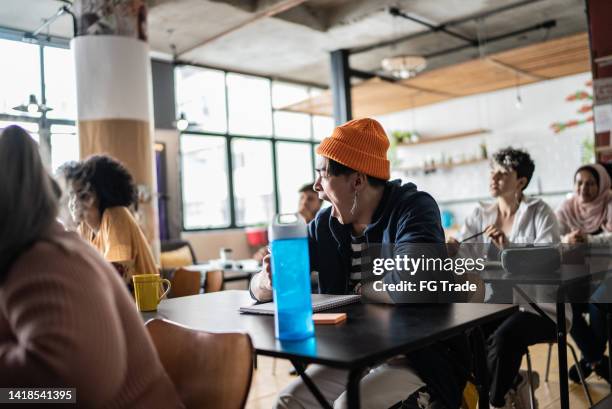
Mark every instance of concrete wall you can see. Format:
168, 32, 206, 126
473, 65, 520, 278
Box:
152, 60, 182, 239
151, 60, 176, 130
376, 72, 594, 228
155, 128, 182, 239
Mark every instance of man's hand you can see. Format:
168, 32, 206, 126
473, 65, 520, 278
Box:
446, 236, 460, 257
484, 225, 508, 250
249, 250, 273, 301
261, 251, 272, 288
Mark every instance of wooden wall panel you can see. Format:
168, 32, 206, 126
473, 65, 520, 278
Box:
281, 33, 590, 118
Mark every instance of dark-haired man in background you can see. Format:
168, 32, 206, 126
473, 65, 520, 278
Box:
297, 182, 323, 223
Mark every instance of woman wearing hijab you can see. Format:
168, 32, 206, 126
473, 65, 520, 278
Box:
557, 164, 611, 384
557, 163, 612, 244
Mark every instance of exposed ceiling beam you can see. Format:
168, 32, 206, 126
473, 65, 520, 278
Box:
177, 0, 307, 55
389, 6, 477, 46
350, 0, 548, 55
423, 19, 556, 59
484, 58, 550, 81
174, 59, 327, 89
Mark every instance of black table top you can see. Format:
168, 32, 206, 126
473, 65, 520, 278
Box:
142, 290, 517, 369
479, 261, 612, 286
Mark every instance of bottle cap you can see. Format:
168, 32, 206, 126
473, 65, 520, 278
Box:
268, 213, 307, 241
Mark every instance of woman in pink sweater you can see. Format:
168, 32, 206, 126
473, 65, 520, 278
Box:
0, 125, 184, 409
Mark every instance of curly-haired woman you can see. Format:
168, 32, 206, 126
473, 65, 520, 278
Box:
0, 126, 183, 407
68, 155, 158, 283
447, 147, 566, 409
448, 147, 559, 250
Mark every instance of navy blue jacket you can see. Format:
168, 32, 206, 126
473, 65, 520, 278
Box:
308, 180, 469, 407
308, 179, 449, 300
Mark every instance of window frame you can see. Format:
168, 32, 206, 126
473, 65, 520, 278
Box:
0, 32, 76, 171
177, 64, 324, 231
179, 131, 318, 231
179, 133, 232, 230
0, 33, 327, 232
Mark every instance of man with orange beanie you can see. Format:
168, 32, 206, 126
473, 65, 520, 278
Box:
250, 118, 469, 409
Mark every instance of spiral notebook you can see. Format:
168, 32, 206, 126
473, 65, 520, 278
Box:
239, 294, 361, 315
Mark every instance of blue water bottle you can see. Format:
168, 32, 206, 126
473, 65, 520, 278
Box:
269, 214, 314, 340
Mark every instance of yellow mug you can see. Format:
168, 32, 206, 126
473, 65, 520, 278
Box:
132, 274, 171, 312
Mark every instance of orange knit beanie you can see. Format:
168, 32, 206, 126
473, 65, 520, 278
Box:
316, 118, 390, 180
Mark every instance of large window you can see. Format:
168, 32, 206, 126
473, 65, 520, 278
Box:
274, 111, 311, 140
175, 66, 227, 133
176, 66, 327, 229
276, 142, 314, 214
181, 135, 230, 229
232, 139, 275, 225
0, 39, 40, 115
44, 47, 77, 120
0, 37, 78, 173
227, 73, 273, 136
50, 124, 79, 171
0, 120, 39, 142
312, 115, 334, 141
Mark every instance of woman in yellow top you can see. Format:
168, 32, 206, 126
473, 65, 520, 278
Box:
68, 155, 158, 284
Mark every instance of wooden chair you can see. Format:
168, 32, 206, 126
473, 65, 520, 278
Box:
170, 268, 202, 298
205, 269, 224, 293
160, 240, 198, 278
161, 240, 198, 264
146, 319, 253, 409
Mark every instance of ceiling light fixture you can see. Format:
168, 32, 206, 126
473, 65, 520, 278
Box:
12, 94, 53, 114
175, 112, 189, 131
514, 73, 523, 110
381, 55, 427, 79
515, 91, 523, 110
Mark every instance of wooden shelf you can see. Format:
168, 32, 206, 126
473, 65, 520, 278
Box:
595, 146, 612, 154
594, 54, 612, 67
397, 129, 490, 146
397, 158, 488, 174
